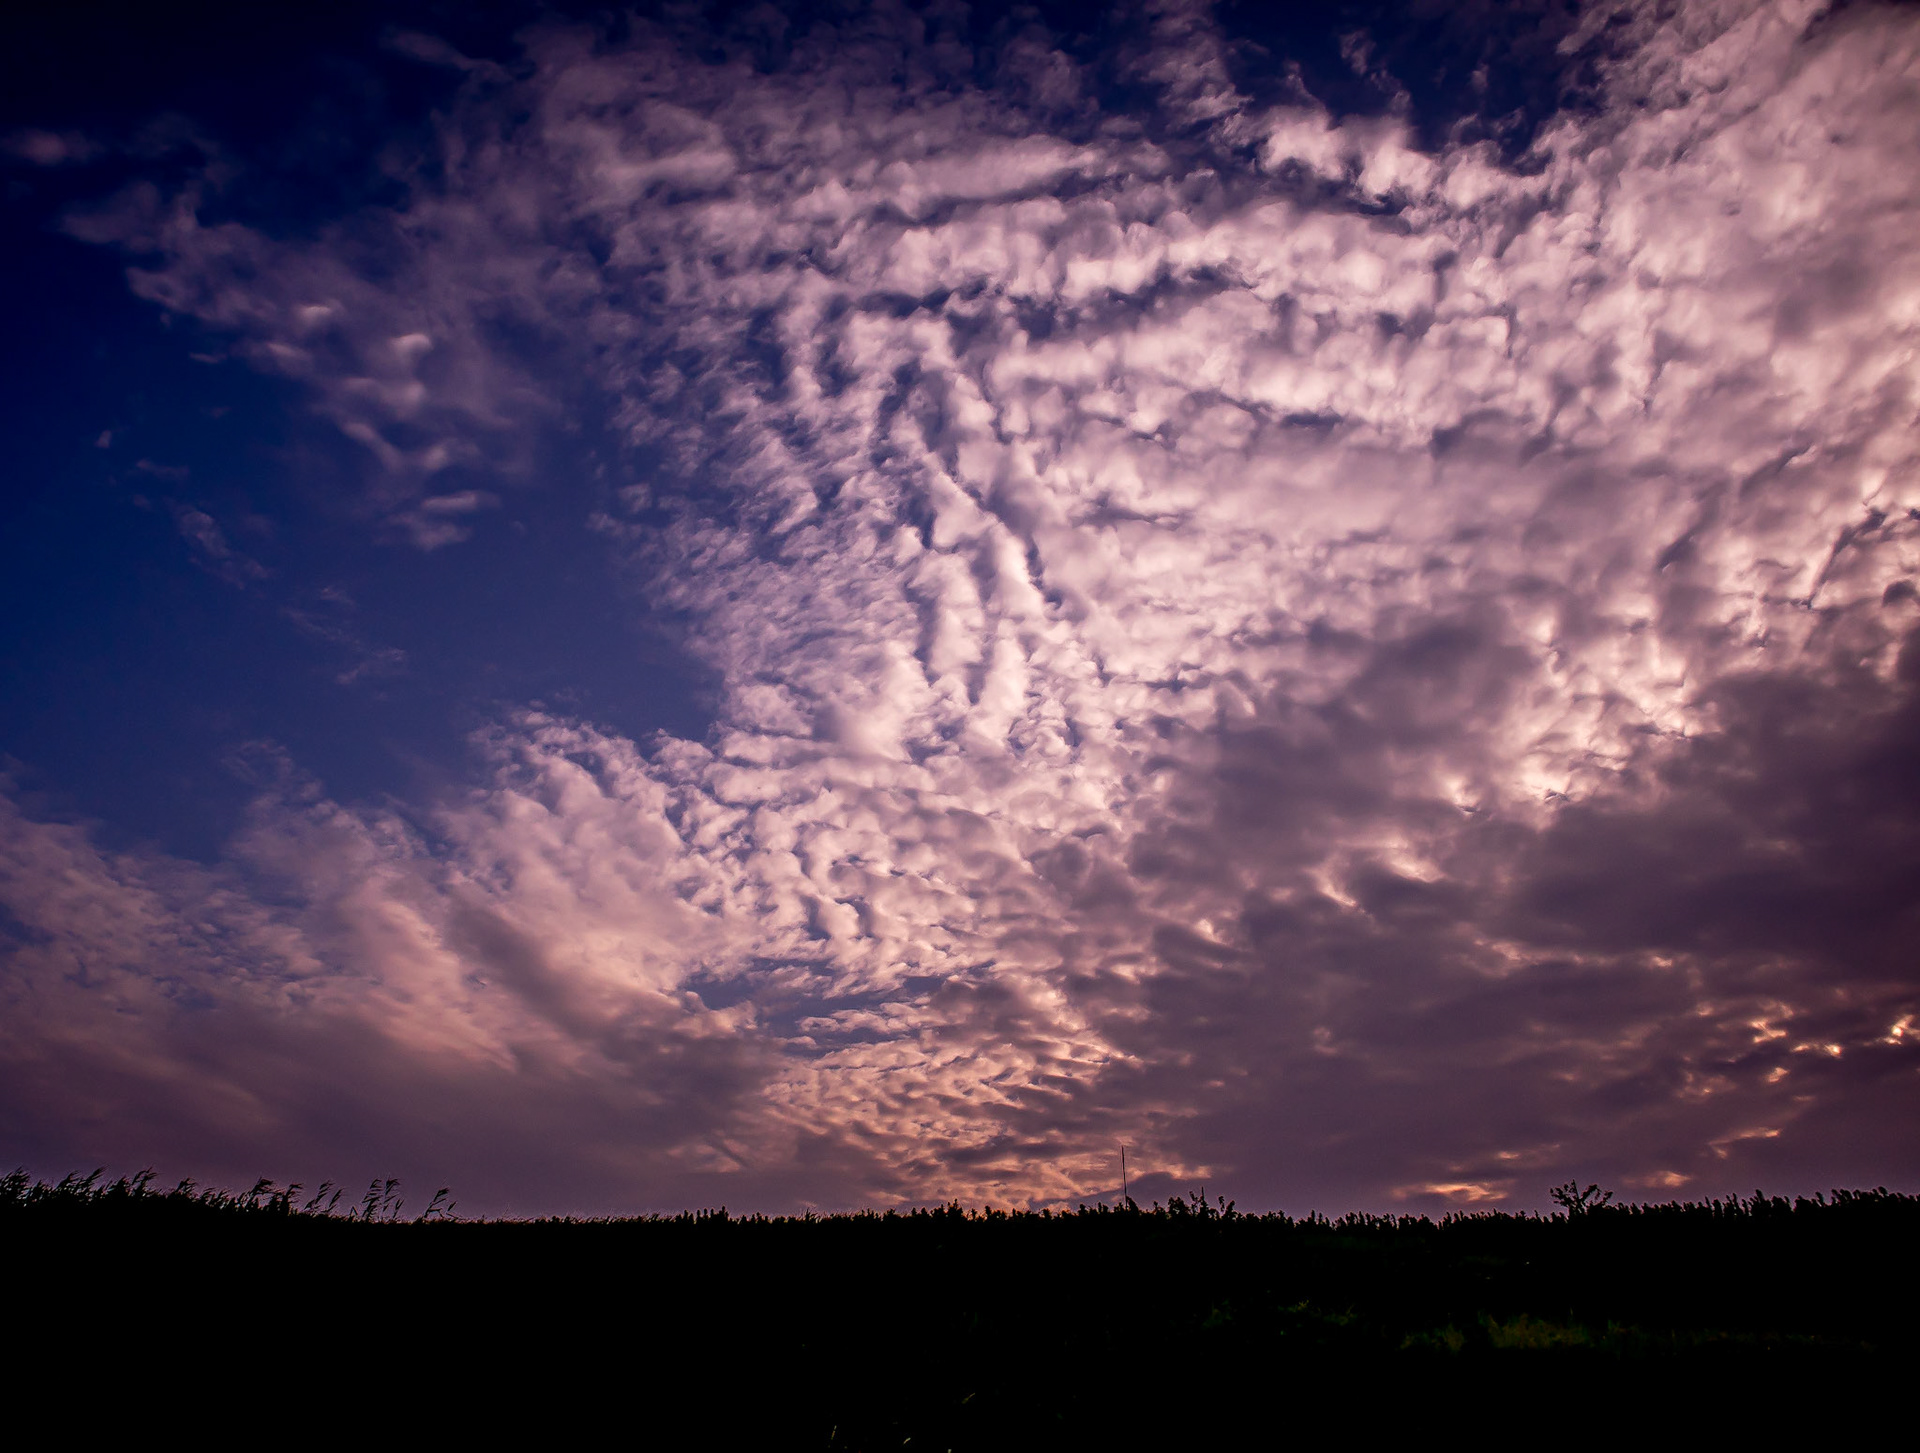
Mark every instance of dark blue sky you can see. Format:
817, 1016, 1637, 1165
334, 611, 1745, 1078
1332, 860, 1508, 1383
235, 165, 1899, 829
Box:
2, 3, 722, 859
1, 219, 718, 859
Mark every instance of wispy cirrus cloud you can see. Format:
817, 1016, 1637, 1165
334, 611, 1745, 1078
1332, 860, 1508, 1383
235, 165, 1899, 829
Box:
5, 0, 1917, 1212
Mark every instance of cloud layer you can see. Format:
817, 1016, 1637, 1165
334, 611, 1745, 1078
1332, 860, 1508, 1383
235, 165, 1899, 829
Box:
6, 0, 1919, 1212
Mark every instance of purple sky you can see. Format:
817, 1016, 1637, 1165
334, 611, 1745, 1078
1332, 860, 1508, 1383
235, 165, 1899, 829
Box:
3, 0, 1918, 1216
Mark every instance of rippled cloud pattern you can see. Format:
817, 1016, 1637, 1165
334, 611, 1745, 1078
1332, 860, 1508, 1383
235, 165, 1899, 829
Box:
5, 0, 1919, 1212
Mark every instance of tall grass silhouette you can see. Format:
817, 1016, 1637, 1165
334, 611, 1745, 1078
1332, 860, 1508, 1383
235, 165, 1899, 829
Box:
7, 1171, 1909, 1442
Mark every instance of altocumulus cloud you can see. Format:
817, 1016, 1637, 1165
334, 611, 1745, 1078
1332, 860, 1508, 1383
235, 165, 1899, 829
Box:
5, 0, 1919, 1212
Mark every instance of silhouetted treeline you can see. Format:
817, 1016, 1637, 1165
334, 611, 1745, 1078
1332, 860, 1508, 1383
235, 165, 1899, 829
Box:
8, 1170, 1909, 1443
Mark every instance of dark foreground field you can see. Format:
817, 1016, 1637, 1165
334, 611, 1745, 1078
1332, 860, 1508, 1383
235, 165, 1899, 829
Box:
7, 1172, 1909, 1442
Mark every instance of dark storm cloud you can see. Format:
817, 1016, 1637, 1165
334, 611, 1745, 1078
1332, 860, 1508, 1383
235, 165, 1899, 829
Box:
3, 0, 1917, 1211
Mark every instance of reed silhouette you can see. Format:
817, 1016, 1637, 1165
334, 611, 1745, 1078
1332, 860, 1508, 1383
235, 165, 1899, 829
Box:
6, 1169, 1908, 1442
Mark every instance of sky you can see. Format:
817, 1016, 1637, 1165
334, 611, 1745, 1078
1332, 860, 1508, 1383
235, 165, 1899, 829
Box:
2, 0, 1917, 1217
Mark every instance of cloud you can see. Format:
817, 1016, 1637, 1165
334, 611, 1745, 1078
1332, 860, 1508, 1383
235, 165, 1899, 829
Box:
282, 587, 408, 686
168, 501, 271, 585
382, 28, 515, 84
9, 0, 1920, 1211
390, 489, 501, 550
3, 129, 103, 167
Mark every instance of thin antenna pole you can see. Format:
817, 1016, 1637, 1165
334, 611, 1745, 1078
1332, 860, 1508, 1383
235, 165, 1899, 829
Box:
1121, 1144, 1128, 1207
